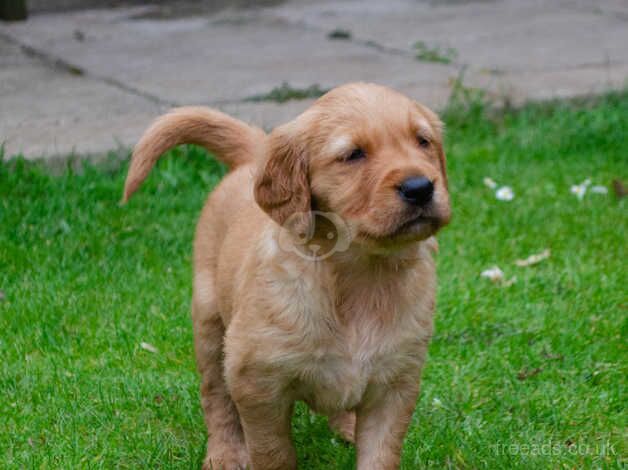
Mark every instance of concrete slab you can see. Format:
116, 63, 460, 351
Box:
0, 0, 626, 161
0, 7, 458, 105
466, 63, 628, 105
0, 38, 163, 159
0, 54, 317, 160
263, 0, 628, 87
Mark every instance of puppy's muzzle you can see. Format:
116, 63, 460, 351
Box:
397, 176, 434, 206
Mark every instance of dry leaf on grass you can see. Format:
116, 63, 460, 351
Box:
612, 179, 626, 199
501, 276, 517, 287
517, 367, 543, 380
481, 266, 504, 282
542, 350, 564, 361
140, 342, 158, 354
515, 249, 551, 267
480, 266, 517, 287
480, 266, 516, 286
483, 177, 497, 189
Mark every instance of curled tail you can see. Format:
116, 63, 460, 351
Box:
122, 107, 265, 202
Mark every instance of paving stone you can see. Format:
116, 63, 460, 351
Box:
0, 38, 162, 159
0, 7, 458, 104
1, 0, 626, 160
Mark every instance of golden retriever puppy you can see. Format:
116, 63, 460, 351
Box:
123, 82, 451, 470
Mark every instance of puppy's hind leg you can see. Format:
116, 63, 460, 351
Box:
193, 273, 248, 470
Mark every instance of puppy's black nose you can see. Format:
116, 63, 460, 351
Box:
398, 177, 434, 206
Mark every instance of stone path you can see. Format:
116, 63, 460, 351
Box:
1, 0, 626, 160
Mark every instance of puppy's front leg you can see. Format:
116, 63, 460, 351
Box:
228, 370, 296, 470
355, 379, 421, 470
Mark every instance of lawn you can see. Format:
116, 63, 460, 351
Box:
1, 92, 626, 469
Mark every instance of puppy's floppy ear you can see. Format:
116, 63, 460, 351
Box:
254, 124, 311, 233
418, 103, 448, 188
434, 133, 448, 189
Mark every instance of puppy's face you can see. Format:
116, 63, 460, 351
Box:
255, 83, 451, 252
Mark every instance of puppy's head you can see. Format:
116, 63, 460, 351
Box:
254, 83, 451, 253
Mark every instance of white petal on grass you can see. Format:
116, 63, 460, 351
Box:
481, 266, 504, 282
571, 178, 593, 200
140, 342, 159, 353
495, 186, 514, 201
591, 185, 608, 194
483, 177, 497, 189
570, 183, 587, 200
515, 249, 551, 267
432, 397, 444, 408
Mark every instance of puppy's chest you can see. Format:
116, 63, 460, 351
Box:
270, 258, 434, 412
294, 336, 370, 412
294, 313, 423, 413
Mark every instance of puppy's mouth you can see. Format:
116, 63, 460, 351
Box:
386, 215, 441, 243
396, 214, 436, 232
356, 214, 440, 245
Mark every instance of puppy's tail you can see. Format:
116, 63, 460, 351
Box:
122, 107, 265, 202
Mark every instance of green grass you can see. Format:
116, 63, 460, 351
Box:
413, 41, 458, 64
245, 82, 329, 103
1, 92, 627, 469
328, 29, 352, 40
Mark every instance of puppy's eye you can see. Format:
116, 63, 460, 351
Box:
346, 148, 366, 162
417, 136, 431, 148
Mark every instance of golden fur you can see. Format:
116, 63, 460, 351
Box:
123, 82, 451, 470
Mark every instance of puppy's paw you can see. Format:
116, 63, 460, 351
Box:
203, 443, 250, 470
328, 410, 356, 444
